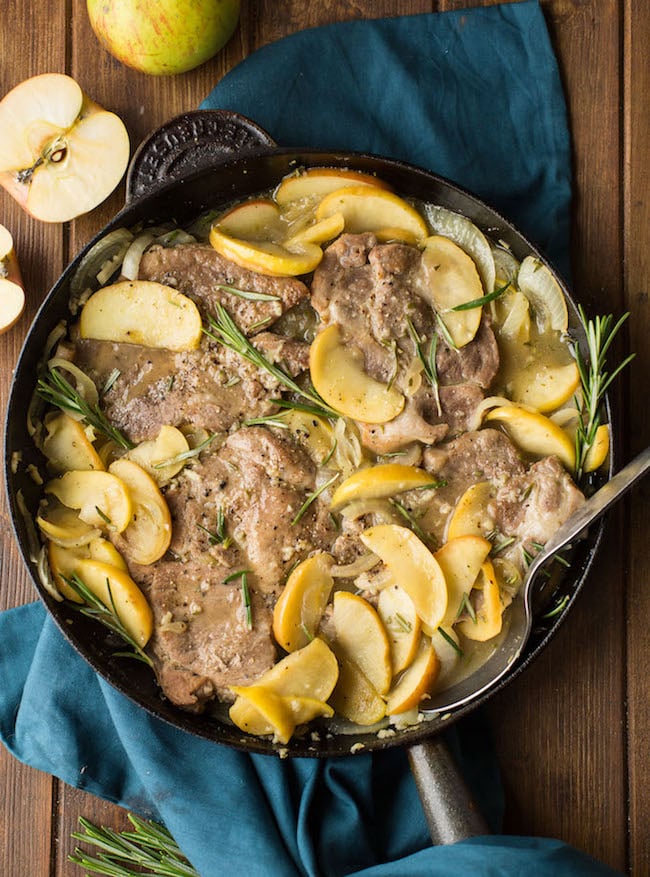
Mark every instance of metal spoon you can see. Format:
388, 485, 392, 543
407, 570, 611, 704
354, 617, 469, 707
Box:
423, 445, 650, 716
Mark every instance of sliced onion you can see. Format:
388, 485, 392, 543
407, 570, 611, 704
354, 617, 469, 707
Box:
36, 545, 63, 602
331, 553, 381, 578
340, 498, 396, 523
121, 231, 155, 280
466, 395, 514, 432
517, 256, 568, 333
69, 228, 134, 313
47, 357, 99, 411
424, 204, 496, 295
332, 418, 364, 476
491, 244, 520, 285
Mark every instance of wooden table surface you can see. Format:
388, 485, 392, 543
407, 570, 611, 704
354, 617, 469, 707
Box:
1, 1, 648, 874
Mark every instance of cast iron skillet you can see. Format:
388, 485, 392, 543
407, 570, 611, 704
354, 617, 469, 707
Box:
3, 110, 611, 841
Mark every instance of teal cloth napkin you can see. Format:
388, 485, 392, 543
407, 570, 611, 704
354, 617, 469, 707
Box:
0, 3, 623, 875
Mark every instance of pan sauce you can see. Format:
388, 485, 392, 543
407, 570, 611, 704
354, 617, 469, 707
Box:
31, 168, 592, 744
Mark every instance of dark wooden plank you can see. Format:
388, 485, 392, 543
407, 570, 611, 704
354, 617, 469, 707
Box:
623, 0, 650, 874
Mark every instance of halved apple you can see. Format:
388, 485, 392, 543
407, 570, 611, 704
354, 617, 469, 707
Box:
377, 583, 421, 675
0, 223, 25, 333
80, 281, 202, 351
360, 524, 448, 630
446, 482, 496, 541
330, 463, 436, 510
45, 469, 132, 532
435, 535, 493, 627
421, 235, 484, 348
125, 425, 190, 486
42, 413, 104, 473
485, 404, 576, 471
456, 560, 504, 642
384, 635, 440, 715
209, 225, 323, 277
275, 167, 392, 206
0, 73, 129, 222
108, 459, 172, 565
332, 591, 392, 696
310, 323, 405, 423
73, 558, 153, 647
272, 552, 334, 652
510, 361, 580, 413
315, 185, 428, 240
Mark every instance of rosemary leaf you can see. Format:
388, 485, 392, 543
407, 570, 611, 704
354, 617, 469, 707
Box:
217, 282, 281, 302
223, 570, 253, 629
436, 626, 464, 656
292, 473, 340, 526
450, 280, 511, 312
406, 317, 442, 416
389, 498, 432, 546
153, 433, 217, 468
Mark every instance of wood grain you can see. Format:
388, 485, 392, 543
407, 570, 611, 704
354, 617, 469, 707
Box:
0, 1, 647, 874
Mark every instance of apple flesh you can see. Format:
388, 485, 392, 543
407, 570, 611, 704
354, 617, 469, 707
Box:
0, 74, 129, 222
0, 224, 25, 332
87, 0, 241, 76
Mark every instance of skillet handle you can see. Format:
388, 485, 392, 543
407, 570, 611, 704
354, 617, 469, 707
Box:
408, 737, 489, 844
125, 109, 277, 203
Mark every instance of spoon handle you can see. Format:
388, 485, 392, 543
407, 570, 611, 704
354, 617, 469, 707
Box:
530, 446, 650, 574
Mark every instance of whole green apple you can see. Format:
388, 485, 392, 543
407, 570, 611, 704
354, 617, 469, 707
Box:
86, 0, 240, 76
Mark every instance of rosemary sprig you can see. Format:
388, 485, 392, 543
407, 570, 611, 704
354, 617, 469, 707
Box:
389, 498, 432, 546
224, 569, 253, 629
292, 473, 340, 525
197, 506, 233, 548
542, 594, 570, 620
406, 317, 442, 416
37, 366, 134, 450
435, 312, 458, 350
153, 433, 217, 468
572, 306, 634, 481
69, 813, 198, 876
450, 280, 510, 312
62, 573, 153, 668
217, 282, 281, 302
203, 304, 338, 418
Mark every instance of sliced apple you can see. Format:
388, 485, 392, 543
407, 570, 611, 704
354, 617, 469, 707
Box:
125, 425, 190, 486
0, 73, 129, 222
275, 167, 392, 206
510, 361, 580, 413
73, 558, 153, 647
229, 637, 339, 735
80, 280, 202, 351
310, 323, 405, 423
330, 463, 436, 510
446, 481, 496, 541
435, 535, 493, 627
285, 212, 345, 248
583, 423, 610, 473
48, 537, 127, 602
108, 459, 172, 565
485, 405, 576, 471
280, 409, 335, 464
272, 552, 334, 652
210, 225, 323, 277
377, 583, 421, 675
315, 185, 428, 240
230, 685, 333, 744
421, 235, 484, 348
332, 591, 392, 695
359, 524, 448, 630
456, 560, 504, 642
216, 199, 284, 242
0, 223, 25, 333
37, 503, 101, 548
45, 469, 132, 532
517, 256, 568, 333
327, 648, 387, 726
42, 413, 104, 473
430, 626, 462, 689
384, 635, 440, 715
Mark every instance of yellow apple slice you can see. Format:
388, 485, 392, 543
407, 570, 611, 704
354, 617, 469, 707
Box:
425, 205, 496, 298
272, 552, 334, 652
48, 537, 127, 602
510, 361, 580, 413
330, 463, 436, 510
209, 225, 323, 277
107, 459, 172, 565
275, 167, 392, 206
0, 224, 25, 333
45, 470, 132, 532
216, 199, 284, 241
230, 685, 333, 744
0, 74, 129, 222
229, 637, 339, 735
421, 235, 484, 348
430, 626, 462, 689
125, 425, 190, 486
435, 535, 493, 627
79, 280, 202, 351
37, 504, 101, 548
280, 409, 335, 465
42, 413, 104, 473
446, 482, 496, 541
310, 323, 405, 423
456, 560, 504, 642
384, 635, 440, 715
583, 423, 610, 473
360, 524, 448, 630
328, 648, 387, 726
332, 591, 392, 695
284, 212, 345, 248
377, 583, 421, 675
73, 558, 153, 647
485, 405, 576, 471
315, 185, 428, 240
517, 256, 568, 333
